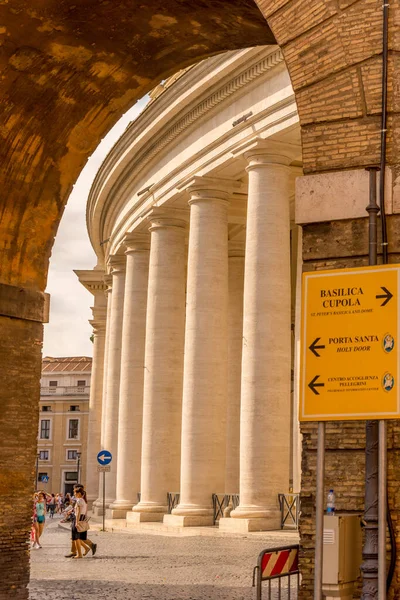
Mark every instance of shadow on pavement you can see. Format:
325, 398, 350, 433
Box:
29, 579, 255, 600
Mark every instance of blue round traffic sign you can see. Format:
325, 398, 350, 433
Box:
97, 450, 112, 466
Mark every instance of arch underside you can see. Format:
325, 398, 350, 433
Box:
1, 1, 400, 598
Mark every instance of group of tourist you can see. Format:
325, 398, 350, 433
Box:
31, 484, 97, 558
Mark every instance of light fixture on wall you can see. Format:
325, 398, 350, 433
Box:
137, 184, 154, 197
232, 111, 253, 128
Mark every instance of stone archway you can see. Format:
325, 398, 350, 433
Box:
1, 1, 400, 598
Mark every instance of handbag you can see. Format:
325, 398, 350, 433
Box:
76, 517, 90, 532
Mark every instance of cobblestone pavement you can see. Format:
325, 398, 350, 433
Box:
29, 517, 299, 599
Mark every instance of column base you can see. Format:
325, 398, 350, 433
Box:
126, 510, 165, 523
107, 501, 136, 519
163, 514, 214, 527
93, 505, 105, 517
219, 517, 280, 533
106, 508, 129, 519
322, 582, 355, 600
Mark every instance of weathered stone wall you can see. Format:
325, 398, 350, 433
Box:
0, 316, 42, 600
298, 214, 400, 599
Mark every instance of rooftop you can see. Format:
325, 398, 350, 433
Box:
42, 357, 92, 373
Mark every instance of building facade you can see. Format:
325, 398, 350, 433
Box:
37, 357, 91, 495
77, 46, 303, 531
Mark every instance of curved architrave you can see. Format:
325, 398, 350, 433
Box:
88, 47, 299, 261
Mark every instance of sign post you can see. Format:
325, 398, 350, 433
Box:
97, 450, 112, 532
300, 265, 398, 422
300, 263, 399, 599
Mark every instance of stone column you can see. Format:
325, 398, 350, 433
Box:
92, 275, 112, 514
100, 275, 112, 452
102, 255, 126, 510
109, 234, 150, 519
166, 181, 230, 527
129, 211, 186, 524
221, 149, 292, 532
225, 241, 245, 495
85, 307, 106, 505
74, 268, 108, 510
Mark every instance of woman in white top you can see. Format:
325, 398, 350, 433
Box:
72, 488, 87, 558
65, 485, 97, 558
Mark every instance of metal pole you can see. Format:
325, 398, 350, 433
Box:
35, 453, 39, 489
314, 421, 325, 600
76, 453, 81, 484
378, 420, 387, 599
380, 1, 389, 264
365, 167, 379, 265
102, 471, 106, 532
361, 167, 380, 599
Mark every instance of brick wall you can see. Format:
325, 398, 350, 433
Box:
0, 316, 42, 600
256, 0, 400, 173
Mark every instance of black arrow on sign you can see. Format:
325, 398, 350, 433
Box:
308, 375, 325, 396
309, 337, 326, 358
376, 286, 393, 307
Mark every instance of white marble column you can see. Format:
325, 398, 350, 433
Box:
100, 275, 112, 452
221, 150, 292, 532
166, 181, 230, 527
110, 234, 150, 518
225, 241, 245, 495
74, 268, 107, 508
102, 255, 126, 510
86, 309, 107, 505
129, 211, 186, 523
92, 275, 112, 514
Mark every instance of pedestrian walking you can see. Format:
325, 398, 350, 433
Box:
31, 493, 41, 550
35, 491, 50, 546
65, 485, 97, 558
48, 493, 56, 518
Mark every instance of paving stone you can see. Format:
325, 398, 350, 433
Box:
29, 518, 298, 600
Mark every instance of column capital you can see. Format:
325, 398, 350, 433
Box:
90, 305, 107, 324
144, 207, 188, 231
184, 176, 240, 206
103, 274, 112, 297
228, 240, 245, 258
108, 254, 126, 274
89, 319, 107, 336
123, 232, 150, 254
233, 139, 297, 168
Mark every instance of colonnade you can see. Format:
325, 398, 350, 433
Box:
86, 146, 296, 531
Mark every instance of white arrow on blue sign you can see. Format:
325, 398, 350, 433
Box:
97, 450, 112, 466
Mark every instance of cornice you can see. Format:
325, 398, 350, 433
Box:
74, 269, 107, 296
129, 49, 283, 176
88, 46, 285, 258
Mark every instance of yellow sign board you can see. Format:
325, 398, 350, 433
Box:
300, 265, 399, 421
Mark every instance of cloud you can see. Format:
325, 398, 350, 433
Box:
43, 96, 150, 358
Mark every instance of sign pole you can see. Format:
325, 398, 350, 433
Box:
361, 167, 381, 599
101, 470, 104, 531
378, 419, 387, 599
96, 449, 112, 532
314, 421, 325, 600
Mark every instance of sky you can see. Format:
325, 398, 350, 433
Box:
43, 96, 149, 358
